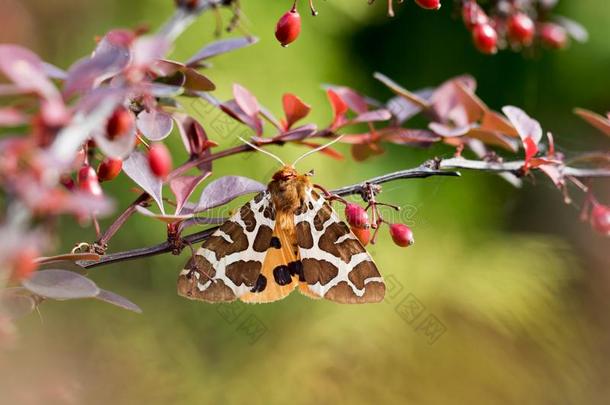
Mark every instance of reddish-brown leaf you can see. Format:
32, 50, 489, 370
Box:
327, 89, 348, 128
282, 93, 311, 130
574, 108, 610, 136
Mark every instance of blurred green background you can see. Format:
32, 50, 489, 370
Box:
1, 0, 610, 404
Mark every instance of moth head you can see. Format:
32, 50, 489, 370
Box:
272, 165, 299, 181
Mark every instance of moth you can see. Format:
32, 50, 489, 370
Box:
177, 139, 385, 304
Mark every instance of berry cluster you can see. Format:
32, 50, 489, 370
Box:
275, 0, 444, 46
344, 197, 414, 249
461, 0, 584, 54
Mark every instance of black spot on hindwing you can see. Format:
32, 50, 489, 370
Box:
251, 274, 267, 293
273, 265, 293, 286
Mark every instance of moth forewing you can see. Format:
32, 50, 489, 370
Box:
177, 191, 276, 302
294, 188, 385, 303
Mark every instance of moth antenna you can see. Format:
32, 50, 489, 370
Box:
238, 137, 286, 166
292, 135, 344, 168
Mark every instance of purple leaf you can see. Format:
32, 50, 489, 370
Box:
379, 127, 441, 144
196, 176, 266, 212
220, 100, 263, 135
175, 114, 208, 156
62, 191, 116, 217
0, 45, 59, 100
93, 124, 137, 159
123, 151, 165, 213
135, 206, 193, 223
170, 173, 211, 214
279, 124, 318, 141
137, 109, 174, 141
49, 89, 123, 167
502, 106, 543, 144
233, 84, 260, 117
63, 30, 131, 96
430, 75, 477, 120
96, 289, 142, 313
22, 269, 100, 300
183, 68, 215, 92
555, 16, 589, 43
131, 35, 170, 67
324, 85, 369, 114
386, 92, 431, 124
428, 122, 475, 137
42, 62, 67, 80
178, 216, 228, 232
186, 36, 258, 66
349, 109, 392, 124
149, 83, 184, 98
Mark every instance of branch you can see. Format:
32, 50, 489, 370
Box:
82, 154, 610, 270
82, 162, 460, 269
440, 158, 610, 178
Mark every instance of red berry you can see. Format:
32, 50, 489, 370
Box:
106, 106, 134, 140
507, 13, 535, 46
389, 223, 414, 247
462, 1, 487, 29
275, 4, 301, 47
591, 204, 610, 236
60, 174, 75, 191
11, 247, 39, 281
78, 165, 102, 197
472, 23, 498, 54
97, 157, 123, 182
540, 23, 568, 49
148, 143, 173, 179
345, 203, 370, 229
415, 0, 441, 10
352, 226, 371, 246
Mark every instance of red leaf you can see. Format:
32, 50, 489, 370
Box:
339, 133, 374, 145
282, 93, 311, 130
327, 86, 368, 114
453, 81, 488, 123
467, 128, 519, 152
480, 110, 520, 137
524, 136, 539, 162
233, 83, 260, 118
327, 89, 348, 128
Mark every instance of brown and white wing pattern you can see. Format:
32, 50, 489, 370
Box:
295, 189, 385, 303
177, 191, 276, 302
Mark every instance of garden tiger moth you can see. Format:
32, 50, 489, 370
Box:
177, 139, 385, 304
